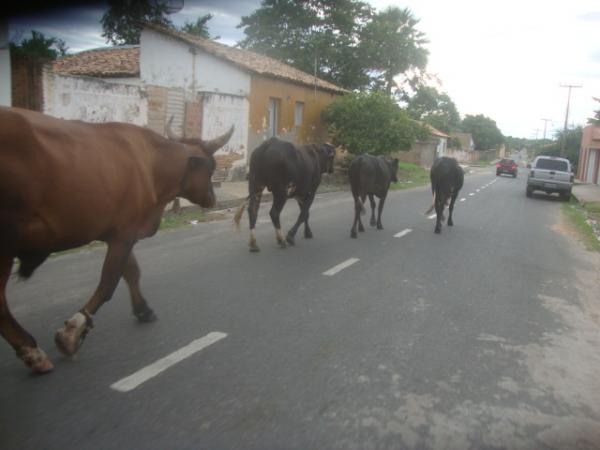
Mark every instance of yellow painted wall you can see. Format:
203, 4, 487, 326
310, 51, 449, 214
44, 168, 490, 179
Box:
248, 75, 341, 150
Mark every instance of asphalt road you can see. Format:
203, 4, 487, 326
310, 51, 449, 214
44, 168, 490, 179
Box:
2, 169, 600, 450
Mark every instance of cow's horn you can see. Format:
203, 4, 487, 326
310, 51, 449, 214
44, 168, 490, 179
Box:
166, 116, 180, 141
200, 125, 235, 155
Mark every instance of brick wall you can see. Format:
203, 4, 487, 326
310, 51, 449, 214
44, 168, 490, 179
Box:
146, 85, 167, 135
11, 57, 46, 111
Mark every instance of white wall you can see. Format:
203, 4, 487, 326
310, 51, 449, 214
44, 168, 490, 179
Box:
0, 20, 11, 106
140, 29, 250, 97
43, 70, 147, 125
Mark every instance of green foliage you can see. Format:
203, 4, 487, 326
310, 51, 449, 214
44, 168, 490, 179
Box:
406, 86, 460, 133
461, 114, 504, 150
322, 92, 422, 155
360, 7, 428, 95
389, 161, 430, 190
101, 0, 173, 45
181, 14, 213, 39
238, 1, 428, 92
535, 126, 582, 167
10, 30, 68, 60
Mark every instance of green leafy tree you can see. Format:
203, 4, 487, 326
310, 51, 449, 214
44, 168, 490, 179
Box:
181, 14, 213, 39
406, 86, 460, 133
536, 126, 582, 167
10, 30, 68, 60
461, 114, 504, 150
238, 0, 373, 90
322, 92, 426, 155
101, 0, 173, 45
588, 97, 600, 125
359, 7, 428, 95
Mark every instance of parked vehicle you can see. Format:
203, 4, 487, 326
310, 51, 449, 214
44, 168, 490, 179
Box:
526, 155, 573, 200
496, 158, 518, 177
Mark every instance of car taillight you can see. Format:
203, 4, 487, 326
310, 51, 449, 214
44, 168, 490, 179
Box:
512, 164, 517, 169
496, 163, 501, 168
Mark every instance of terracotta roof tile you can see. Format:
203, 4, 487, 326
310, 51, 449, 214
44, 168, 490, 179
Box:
52, 46, 140, 78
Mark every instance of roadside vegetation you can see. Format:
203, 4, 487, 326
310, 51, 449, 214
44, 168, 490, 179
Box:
390, 162, 430, 190
562, 200, 600, 252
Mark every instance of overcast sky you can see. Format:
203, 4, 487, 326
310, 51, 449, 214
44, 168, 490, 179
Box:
6, 0, 600, 139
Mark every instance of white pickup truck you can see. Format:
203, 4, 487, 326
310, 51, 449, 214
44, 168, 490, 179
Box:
526, 156, 573, 200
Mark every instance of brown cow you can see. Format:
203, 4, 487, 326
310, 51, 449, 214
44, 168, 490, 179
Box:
0, 107, 233, 373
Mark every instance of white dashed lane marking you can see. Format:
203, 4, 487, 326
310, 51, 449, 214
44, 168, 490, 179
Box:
323, 258, 360, 276
460, 198, 466, 202
111, 332, 228, 393
428, 214, 437, 219
394, 229, 413, 238
469, 193, 475, 196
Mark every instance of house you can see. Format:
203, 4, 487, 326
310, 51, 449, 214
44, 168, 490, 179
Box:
0, 20, 10, 106
446, 131, 477, 163
578, 124, 600, 185
396, 123, 449, 168
40, 24, 346, 181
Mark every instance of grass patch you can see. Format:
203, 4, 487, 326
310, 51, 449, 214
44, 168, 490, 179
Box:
561, 200, 600, 251
390, 162, 430, 190
160, 207, 207, 230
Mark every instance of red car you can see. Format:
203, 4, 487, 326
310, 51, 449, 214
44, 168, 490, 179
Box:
496, 158, 518, 177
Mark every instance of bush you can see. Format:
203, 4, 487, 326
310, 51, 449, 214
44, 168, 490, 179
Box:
322, 92, 426, 155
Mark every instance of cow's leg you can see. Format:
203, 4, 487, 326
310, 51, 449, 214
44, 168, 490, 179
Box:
448, 192, 458, 227
434, 192, 444, 234
368, 194, 377, 227
269, 190, 287, 248
351, 194, 361, 238
358, 195, 366, 232
376, 193, 387, 230
286, 195, 308, 246
0, 256, 53, 373
55, 239, 134, 356
123, 252, 156, 323
302, 194, 315, 239
248, 190, 263, 252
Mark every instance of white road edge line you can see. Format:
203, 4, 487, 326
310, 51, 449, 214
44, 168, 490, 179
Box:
323, 258, 360, 276
110, 332, 228, 393
394, 229, 413, 238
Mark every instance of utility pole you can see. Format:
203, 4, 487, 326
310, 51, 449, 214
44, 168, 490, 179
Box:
559, 84, 582, 156
540, 118, 552, 141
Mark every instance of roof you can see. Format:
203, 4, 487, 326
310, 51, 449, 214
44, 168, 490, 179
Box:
52, 46, 140, 78
144, 24, 347, 95
423, 123, 450, 139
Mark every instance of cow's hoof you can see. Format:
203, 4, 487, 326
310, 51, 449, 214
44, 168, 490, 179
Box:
286, 235, 295, 246
377, 225, 383, 230
304, 230, 313, 239
249, 245, 260, 252
135, 307, 157, 323
448, 220, 454, 227
351, 231, 357, 239
18, 347, 54, 373
55, 312, 92, 357
434, 227, 441, 234
358, 225, 365, 232
370, 219, 376, 227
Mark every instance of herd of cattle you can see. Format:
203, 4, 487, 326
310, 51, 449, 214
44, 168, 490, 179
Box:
0, 107, 463, 373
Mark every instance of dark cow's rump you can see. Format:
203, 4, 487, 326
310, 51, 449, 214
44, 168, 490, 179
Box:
234, 137, 335, 251
427, 156, 464, 234
0, 107, 233, 372
348, 154, 398, 238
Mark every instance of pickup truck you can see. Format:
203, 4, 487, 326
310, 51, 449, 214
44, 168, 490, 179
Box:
526, 155, 573, 200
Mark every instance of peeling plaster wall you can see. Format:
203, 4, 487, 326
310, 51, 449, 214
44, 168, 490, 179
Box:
43, 70, 147, 125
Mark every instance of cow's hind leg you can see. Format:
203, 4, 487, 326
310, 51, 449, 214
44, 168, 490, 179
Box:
270, 190, 287, 248
286, 194, 311, 246
434, 191, 444, 234
376, 193, 387, 230
123, 252, 156, 323
55, 239, 134, 356
358, 195, 366, 232
368, 194, 377, 227
448, 192, 458, 227
351, 194, 362, 238
0, 256, 53, 373
302, 194, 315, 239
248, 190, 263, 252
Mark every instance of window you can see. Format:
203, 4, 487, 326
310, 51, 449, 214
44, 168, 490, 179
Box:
295, 101, 304, 127
268, 97, 280, 137
535, 158, 569, 171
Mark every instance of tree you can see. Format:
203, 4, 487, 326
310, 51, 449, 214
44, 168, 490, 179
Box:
588, 97, 600, 125
406, 86, 460, 133
461, 114, 504, 150
181, 14, 213, 39
536, 126, 583, 167
238, 0, 373, 90
10, 30, 68, 60
359, 7, 428, 95
322, 92, 427, 155
101, 0, 173, 45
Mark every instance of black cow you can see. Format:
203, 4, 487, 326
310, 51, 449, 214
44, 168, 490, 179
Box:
426, 156, 464, 234
234, 137, 335, 251
349, 154, 398, 238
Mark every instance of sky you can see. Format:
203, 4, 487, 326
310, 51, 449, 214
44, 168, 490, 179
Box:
5, 0, 600, 139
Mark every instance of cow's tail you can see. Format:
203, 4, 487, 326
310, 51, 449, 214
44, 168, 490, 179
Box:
425, 191, 436, 215
233, 197, 249, 231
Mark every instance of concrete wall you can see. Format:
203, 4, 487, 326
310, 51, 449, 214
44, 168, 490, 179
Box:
0, 21, 10, 106
43, 69, 147, 125
578, 125, 600, 184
